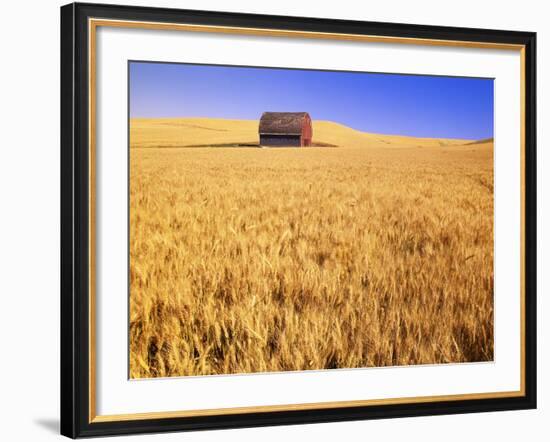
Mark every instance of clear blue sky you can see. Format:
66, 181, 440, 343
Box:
129, 61, 493, 140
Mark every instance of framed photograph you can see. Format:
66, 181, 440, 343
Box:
60, 2, 536, 438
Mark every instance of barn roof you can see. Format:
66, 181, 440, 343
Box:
259, 112, 310, 135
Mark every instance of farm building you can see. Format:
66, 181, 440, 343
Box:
259, 112, 312, 147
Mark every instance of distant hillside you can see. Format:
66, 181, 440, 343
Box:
130, 117, 479, 149
462, 137, 494, 146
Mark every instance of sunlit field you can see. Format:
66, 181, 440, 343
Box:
129, 118, 494, 379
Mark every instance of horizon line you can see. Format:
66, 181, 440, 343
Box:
129, 116, 492, 142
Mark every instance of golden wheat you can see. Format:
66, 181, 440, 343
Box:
129, 119, 493, 378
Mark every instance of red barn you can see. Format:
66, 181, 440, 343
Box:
259, 112, 312, 147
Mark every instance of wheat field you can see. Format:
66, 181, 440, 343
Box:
129, 118, 494, 379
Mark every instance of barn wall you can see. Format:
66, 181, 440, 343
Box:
302, 115, 313, 143
260, 135, 302, 147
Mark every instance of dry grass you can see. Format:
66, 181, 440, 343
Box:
129, 118, 494, 379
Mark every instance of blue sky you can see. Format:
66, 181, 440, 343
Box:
129, 61, 494, 140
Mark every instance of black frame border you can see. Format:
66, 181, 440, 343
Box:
61, 2, 537, 438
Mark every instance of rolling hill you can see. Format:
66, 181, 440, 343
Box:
130, 117, 484, 149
